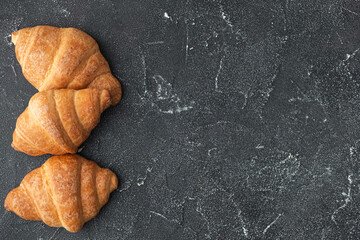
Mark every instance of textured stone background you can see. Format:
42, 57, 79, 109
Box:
1, 0, 360, 239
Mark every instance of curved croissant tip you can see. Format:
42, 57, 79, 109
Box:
66, 225, 83, 233
100, 90, 111, 112
11, 31, 18, 45
4, 192, 12, 212
11, 141, 19, 151
110, 87, 122, 106
111, 174, 118, 191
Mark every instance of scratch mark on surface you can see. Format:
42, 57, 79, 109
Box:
146, 41, 165, 45
185, 21, 189, 65
117, 180, 132, 193
149, 211, 181, 225
256, 144, 264, 149
263, 213, 283, 234
342, 7, 359, 16
220, 2, 233, 29
196, 201, 211, 239
288, 95, 312, 103
344, 48, 360, 62
219, 1, 246, 40
240, 90, 249, 109
321, 228, 328, 240
331, 174, 353, 224
215, 54, 225, 92
349, 146, 356, 157
139, 46, 148, 96
159, 105, 194, 114
48, 228, 60, 240
10, 65, 17, 77
137, 167, 153, 186
150, 211, 168, 220
237, 210, 249, 238
336, 32, 343, 45
226, 191, 250, 238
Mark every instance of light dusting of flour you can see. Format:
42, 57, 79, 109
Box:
5, 34, 12, 46
2, 17, 23, 46
151, 75, 195, 114
163, 12, 172, 21
59, 8, 70, 17
52, 0, 71, 18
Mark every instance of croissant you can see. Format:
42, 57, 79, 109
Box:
12, 25, 122, 105
4, 154, 118, 232
12, 88, 111, 156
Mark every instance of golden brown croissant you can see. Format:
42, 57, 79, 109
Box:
12, 25, 122, 105
12, 88, 111, 156
4, 154, 118, 232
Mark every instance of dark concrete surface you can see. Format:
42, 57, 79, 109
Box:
1, 0, 360, 239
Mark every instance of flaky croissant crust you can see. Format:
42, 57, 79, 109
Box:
4, 154, 118, 232
12, 25, 122, 105
12, 88, 111, 156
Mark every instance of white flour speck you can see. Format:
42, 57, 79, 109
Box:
59, 8, 70, 17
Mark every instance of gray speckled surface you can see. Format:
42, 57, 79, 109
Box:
1, 0, 360, 239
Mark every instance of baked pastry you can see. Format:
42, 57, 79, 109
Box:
12, 25, 122, 105
4, 154, 118, 232
12, 88, 111, 156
